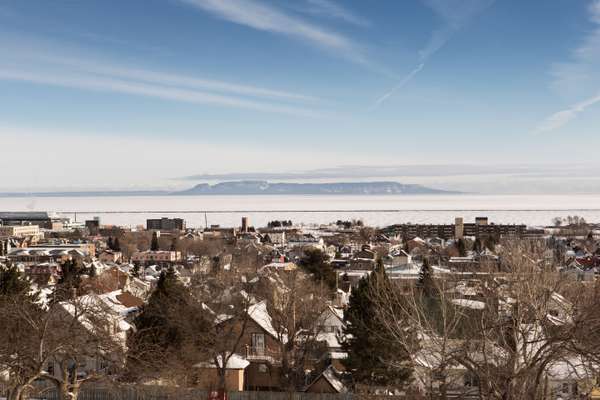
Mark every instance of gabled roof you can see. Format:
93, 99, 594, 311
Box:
306, 366, 347, 393
248, 301, 280, 340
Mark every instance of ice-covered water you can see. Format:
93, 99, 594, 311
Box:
2, 194, 600, 228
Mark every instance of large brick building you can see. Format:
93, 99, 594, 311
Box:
146, 217, 186, 231
384, 217, 527, 240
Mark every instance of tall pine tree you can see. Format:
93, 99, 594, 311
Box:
473, 238, 483, 254
457, 238, 467, 257
151, 231, 159, 251
54, 259, 84, 301
417, 258, 434, 296
0, 265, 31, 297
342, 259, 412, 389
113, 237, 121, 251
126, 268, 209, 383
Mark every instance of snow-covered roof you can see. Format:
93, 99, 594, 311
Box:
451, 298, 485, 310
316, 332, 343, 349
308, 366, 347, 393
194, 353, 250, 370
546, 356, 598, 381
330, 306, 344, 322
248, 301, 279, 339
330, 351, 348, 360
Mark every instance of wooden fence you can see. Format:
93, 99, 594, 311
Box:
0, 384, 375, 400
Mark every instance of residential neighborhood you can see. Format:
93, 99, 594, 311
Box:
2, 213, 600, 399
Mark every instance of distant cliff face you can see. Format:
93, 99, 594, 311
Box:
175, 181, 454, 195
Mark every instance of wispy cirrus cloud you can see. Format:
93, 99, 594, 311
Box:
178, 0, 372, 67
0, 68, 322, 117
31, 54, 320, 102
0, 36, 322, 116
550, 1, 600, 98
536, 0, 600, 133
302, 0, 370, 27
370, 0, 493, 110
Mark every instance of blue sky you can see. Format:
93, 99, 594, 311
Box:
1, 0, 600, 190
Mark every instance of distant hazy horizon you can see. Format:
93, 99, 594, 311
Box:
2, 1, 600, 192
2, 163, 600, 195
2, 193, 600, 228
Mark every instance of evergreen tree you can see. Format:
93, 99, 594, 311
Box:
126, 268, 208, 382
55, 259, 84, 300
457, 238, 467, 257
113, 237, 121, 251
107, 237, 114, 250
484, 235, 497, 252
132, 263, 140, 278
417, 258, 434, 296
0, 265, 32, 297
298, 248, 336, 288
473, 238, 483, 254
151, 231, 159, 251
342, 259, 412, 388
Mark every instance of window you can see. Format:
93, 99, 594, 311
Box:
464, 373, 479, 387
251, 333, 265, 355
258, 364, 268, 373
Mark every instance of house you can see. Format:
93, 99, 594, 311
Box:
98, 249, 122, 263
316, 306, 347, 370
407, 237, 427, 252
216, 301, 284, 391
287, 234, 324, 250
355, 246, 375, 260
349, 257, 376, 270
258, 262, 297, 273
131, 250, 182, 266
387, 249, 412, 267
7, 247, 86, 265
194, 354, 250, 392
25, 262, 62, 286
45, 290, 143, 381
318, 306, 345, 335
305, 366, 347, 393
263, 232, 286, 247
545, 356, 597, 400
83, 266, 150, 297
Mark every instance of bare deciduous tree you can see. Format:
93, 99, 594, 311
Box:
368, 240, 600, 400
259, 270, 329, 391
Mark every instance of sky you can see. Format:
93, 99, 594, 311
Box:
1, 0, 600, 192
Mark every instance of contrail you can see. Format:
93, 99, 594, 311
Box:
533, 93, 600, 134
369, 63, 425, 110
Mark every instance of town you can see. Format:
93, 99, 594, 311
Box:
1, 211, 599, 400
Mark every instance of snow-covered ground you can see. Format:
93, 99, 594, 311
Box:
1, 193, 600, 228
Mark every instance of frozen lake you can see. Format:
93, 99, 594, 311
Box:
1, 194, 600, 228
